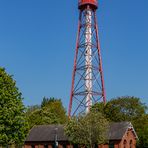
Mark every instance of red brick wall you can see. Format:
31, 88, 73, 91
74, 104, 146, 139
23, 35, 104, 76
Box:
98, 144, 108, 148
24, 145, 31, 148
119, 129, 136, 148
24, 143, 70, 148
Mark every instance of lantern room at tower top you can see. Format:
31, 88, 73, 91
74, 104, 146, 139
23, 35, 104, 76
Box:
78, 0, 98, 9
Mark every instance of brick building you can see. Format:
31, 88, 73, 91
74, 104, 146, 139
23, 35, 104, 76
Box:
24, 122, 138, 148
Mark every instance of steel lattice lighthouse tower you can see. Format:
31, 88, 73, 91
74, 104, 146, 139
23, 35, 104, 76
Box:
68, 0, 106, 117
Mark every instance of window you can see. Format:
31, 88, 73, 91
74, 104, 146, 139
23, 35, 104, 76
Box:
44, 145, 48, 148
123, 140, 127, 148
52, 143, 55, 148
63, 144, 67, 148
109, 143, 114, 148
73, 144, 78, 148
31, 145, 35, 148
130, 140, 133, 148
53, 143, 58, 148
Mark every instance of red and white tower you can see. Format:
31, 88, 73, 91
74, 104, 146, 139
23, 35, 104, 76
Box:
68, 0, 106, 117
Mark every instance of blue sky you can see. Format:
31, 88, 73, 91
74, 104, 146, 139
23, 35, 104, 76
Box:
0, 0, 148, 110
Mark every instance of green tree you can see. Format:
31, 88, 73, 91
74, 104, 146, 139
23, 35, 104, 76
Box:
105, 96, 147, 122
133, 114, 148, 148
26, 108, 42, 129
0, 68, 29, 146
64, 111, 109, 148
26, 98, 67, 129
92, 96, 148, 148
41, 97, 55, 108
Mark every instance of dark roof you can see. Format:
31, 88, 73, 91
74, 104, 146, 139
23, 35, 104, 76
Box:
25, 122, 137, 142
108, 122, 136, 140
25, 125, 68, 142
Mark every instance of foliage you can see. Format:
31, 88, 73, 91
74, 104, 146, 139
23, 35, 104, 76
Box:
26, 105, 40, 115
26, 97, 67, 129
64, 111, 109, 148
41, 97, 55, 108
133, 114, 148, 148
0, 68, 29, 146
92, 96, 148, 148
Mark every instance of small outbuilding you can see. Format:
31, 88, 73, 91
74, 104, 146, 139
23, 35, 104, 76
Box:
25, 122, 138, 148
